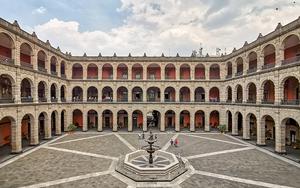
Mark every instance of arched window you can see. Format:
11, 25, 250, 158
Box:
209, 64, 220, 79
72, 64, 83, 79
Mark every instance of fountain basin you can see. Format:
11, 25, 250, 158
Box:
116, 150, 187, 182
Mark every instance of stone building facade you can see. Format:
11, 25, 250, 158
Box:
0, 17, 299, 157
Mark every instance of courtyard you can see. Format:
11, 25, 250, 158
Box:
0, 132, 300, 188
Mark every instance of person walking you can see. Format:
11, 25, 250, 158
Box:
170, 139, 174, 146
174, 138, 178, 147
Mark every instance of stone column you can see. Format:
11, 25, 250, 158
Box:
176, 65, 180, 80
98, 111, 103, 132
63, 111, 68, 132
55, 112, 61, 135
30, 117, 39, 145
82, 111, 87, 132
14, 74, 21, 103
257, 53, 264, 71
83, 64, 87, 80
190, 88, 195, 102
205, 66, 209, 80
128, 112, 133, 132
275, 45, 284, 67
232, 113, 238, 135
83, 85, 87, 102
128, 86, 132, 102
275, 124, 286, 153
143, 66, 147, 80
161, 65, 165, 80
205, 112, 210, 131
113, 111, 118, 132
160, 114, 165, 132
257, 120, 266, 145
143, 112, 147, 132
190, 112, 195, 132
175, 87, 180, 102
175, 113, 180, 132
11, 117, 22, 153
67, 110, 73, 131
190, 65, 195, 80
45, 115, 52, 139
13, 39, 20, 66
243, 116, 250, 140
32, 52, 37, 71
98, 65, 102, 80
128, 64, 132, 81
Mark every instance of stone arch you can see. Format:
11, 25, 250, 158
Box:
51, 110, 59, 135
38, 112, 49, 140
165, 110, 175, 130
247, 51, 257, 73
60, 85, 66, 101
0, 32, 15, 61
234, 111, 243, 135
147, 87, 160, 102
87, 63, 98, 79
180, 64, 190, 79
0, 74, 15, 103
236, 57, 244, 76
132, 110, 143, 130
195, 87, 205, 102
261, 80, 275, 104
165, 63, 176, 79
87, 109, 98, 130
226, 86, 232, 102
262, 44, 276, 69
72, 86, 83, 102
117, 86, 128, 102
195, 110, 205, 130
0, 116, 16, 154
180, 110, 190, 130
72, 63, 83, 79
102, 63, 113, 79
132, 63, 143, 80
102, 86, 113, 102
102, 109, 113, 130
20, 43, 33, 67
235, 84, 243, 103
280, 76, 299, 105
164, 86, 175, 102
50, 83, 58, 102
209, 87, 220, 102
87, 86, 98, 102
226, 61, 233, 77
50, 56, 58, 74
210, 110, 219, 130
20, 78, 33, 102
147, 63, 161, 80
21, 113, 34, 149
209, 64, 220, 79
117, 63, 128, 79
73, 109, 83, 130
179, 87, 190, 102
246, 113, 257, 140
132, 86, 143, 102
195, 64, 205, 79
37, 50, 47, 71
117, 110, 128, 130
282, 34, 300, 62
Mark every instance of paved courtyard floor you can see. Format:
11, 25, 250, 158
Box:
0, 132, 300, 188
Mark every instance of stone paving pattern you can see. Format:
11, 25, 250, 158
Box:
0, 133, 299, 188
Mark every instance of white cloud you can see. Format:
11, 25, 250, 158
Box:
32, 6, 47, 15
33, 1, 300, 56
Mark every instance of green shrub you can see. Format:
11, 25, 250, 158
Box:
67, 124, 77, 132
217, 124, 226, 133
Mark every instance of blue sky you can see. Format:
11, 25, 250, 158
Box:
0, 0, 299, 56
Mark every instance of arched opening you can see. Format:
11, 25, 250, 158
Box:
195, 87, 205, 102
87, 86, 98, 102
195, 110, 205, 130
132, 87, 143, 102
20, 43, 33, 68
209, 87, 220, 102
248, 52, 257, 73
236, 85, 243, 103
165, 110, 175, 130
72, 63, 83, 79
263, 115, 275, 149
60, 85, 66, 102
102, 110, 113, 130
147, 110, 161, 130
210, 111, 219, 130
117, 110, 128, 130
226, 86, 232, 103
117, 87, 128, 102
180, 110, 190, 130
21, 114, 33, 149
235, 112, 243, 135
164, 87, 175, 102
61, 110, 66, 132
0, 117, 14, 157
180, 64, 190, 80
179, 87, 190, 102
50, 56, 58, 75
50, 84, 58, 102
73, 109, 83, 131
236, 57, 243, 76
282, 118, 300, 156
132, 63, 143, 80
248, 114, 257, 140
247, 83, 257, 103
263, 44, 276, 69
38, 112, 47, 141
87, 64, 98, 79
147, 64, 161, 80
117, 64, 128, 79
210, 64, 220, 79
102, 64, 113, 80
282, 76, 299, 105
51, 111, 58, 135
262, 80, 275, 104
227, 111, 232, 132
87, 110, 98, 130
195, 64, 205, 79
72, 86, 83, 102
21, 78, 33, 102
38, 81, 47, 102
165, 64, 176, 80
0, 74, 14, 103
102, 86, 113, 102
132, 110, 143, 130
37, 50, 47, 72
282, 34, 300, 65
60, 61, 66, 77
147, 87, 160, 102
0, 32, 14, 63
226, 62, 232, 78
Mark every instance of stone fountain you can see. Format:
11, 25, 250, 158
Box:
116, 131, 187, 182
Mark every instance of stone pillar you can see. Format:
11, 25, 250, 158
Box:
32, 52, 37, 71
143, 66, 147, 80
98, 65, 102, 80
128, 65, 132, 81
113, 111, 118, 132
83, 64, 87, 79
113, 65, 117, 80
205, 67, 209, 81
275, 124, 286, 153
190, 65, 195, 80
98, 111, 103, 132
257, 120, 266, 145
128, 112, 133, 132
63, 111, 68, 132
83, 85, 87, 102
176, 65, 180, 80
143, 113, 147, 132
66, 110, 73, 131
160, 114, 165, 132
175, 113, 180, 132
32, 83, 38, 103
242, 83, 247, 103
11, 118, 22, 153
143, 88, 147, 102
31, 117, 39, 145
128, 86, 132, 102
175, 87, 180, 102
257, 53, 264, 71
205, 112, 210, 131
14, 74, 21, 103
190, 88, 195, 102
45, 115, 52, 139
190, 112, 195, 132
232, 113, 238, 135
243, 116, 250, 140
82, 111, 87, 132
276, 46, 284, 67
114, 87, 118, 102
55, 112, 61, 135
13, 40, 20, 66
161, 65, 165, 80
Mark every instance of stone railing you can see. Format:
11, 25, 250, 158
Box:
38, 67, 47, 73
20, 62, 33, 69
281, 56, 300, 66
281, 99, 299, 105
262, 63, 275, 70
247, 68, 257, 74
235, 71, 243, 77
0, 98, 14, 103
0, 55, 14, 65
226, 75, 232, 79
21, 97, 33, 103
261, 99, 274, 104
38, 97, 47, 102
51, 98, 58, 102
87, 76, 98, 79
246, 99, 256, 104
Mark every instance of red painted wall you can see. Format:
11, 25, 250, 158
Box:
132, 67, 143, 79
180, 68, 190, 79
20, 53, 31, 64
73, 111, 83, 128
284, 44, 300, 59
165, 67, 175, 79
117, 67, 128, 79
195, 67, 205, 79
87, 67, 98, 77
0, 121, 10, 146
147, 67, 161, 79
73, 68, 83, 78
264, 53, 275, 65
210, 113, 219, 128
249, 60, 257, 69
181, 113, 190, 127
195, 113, 204, 128
284, 78, 299, 100
0, 46, 11, 58
102, 67, 113, 79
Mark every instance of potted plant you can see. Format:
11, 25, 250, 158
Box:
67, 123, 77, 134
217, 124, 226, 133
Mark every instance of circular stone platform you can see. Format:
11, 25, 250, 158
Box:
115, 150, 188, 182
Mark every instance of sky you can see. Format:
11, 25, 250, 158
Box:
0, 0, 299, 56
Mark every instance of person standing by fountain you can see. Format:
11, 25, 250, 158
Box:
174, 138, 179, 147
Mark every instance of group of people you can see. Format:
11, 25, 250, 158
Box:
170, 138, 179, 147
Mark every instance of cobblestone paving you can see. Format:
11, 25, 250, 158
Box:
53, 134, 131, 157
180, 174, 263, 188
119, 133, 174, 150
0, 148, 112, 188
189, 149, 300, 187
47, 174, 127, 188
0, 133, 299, 188
166, 134, 246, 157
